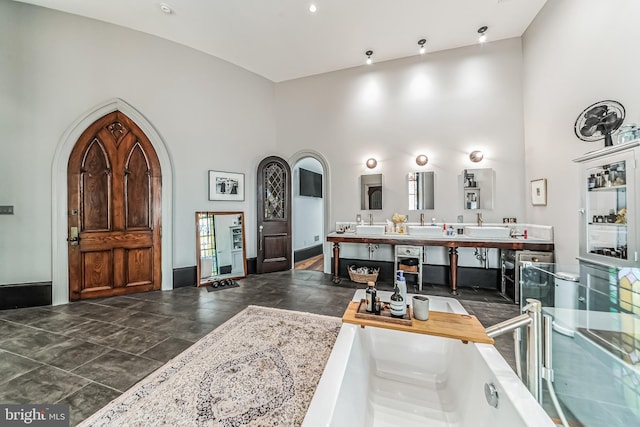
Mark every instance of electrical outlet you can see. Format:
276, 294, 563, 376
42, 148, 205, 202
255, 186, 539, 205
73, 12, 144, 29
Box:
314, 235, 319, 241
0, 205, 14, 215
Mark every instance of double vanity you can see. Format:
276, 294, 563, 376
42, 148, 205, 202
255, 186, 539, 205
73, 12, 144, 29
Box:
327, 223, 554, 294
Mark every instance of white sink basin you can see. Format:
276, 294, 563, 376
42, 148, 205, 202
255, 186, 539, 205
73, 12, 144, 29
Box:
464, 226, 510, 239
355, 225, 386, 236
407, 225, 442, 237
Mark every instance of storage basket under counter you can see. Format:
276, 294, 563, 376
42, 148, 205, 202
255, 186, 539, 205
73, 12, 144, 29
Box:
348, 265, 380, 283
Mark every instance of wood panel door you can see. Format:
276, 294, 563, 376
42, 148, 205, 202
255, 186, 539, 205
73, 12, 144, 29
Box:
256, 156, 291, 273
67, 111, 162, 301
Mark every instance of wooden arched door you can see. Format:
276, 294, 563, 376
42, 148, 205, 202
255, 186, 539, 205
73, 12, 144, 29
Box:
256, 156, 292, 273
67, 111, 162, 301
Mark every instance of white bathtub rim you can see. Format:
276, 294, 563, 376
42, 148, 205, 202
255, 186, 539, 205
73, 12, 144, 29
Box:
474, 342, 556, 426
351, 289, 468, 315
302, 323, 358, 426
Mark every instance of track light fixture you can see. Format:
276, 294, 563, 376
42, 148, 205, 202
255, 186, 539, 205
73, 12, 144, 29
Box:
477, 26, 488, 43
418, 39, 427, 55
365, 50, 373, 65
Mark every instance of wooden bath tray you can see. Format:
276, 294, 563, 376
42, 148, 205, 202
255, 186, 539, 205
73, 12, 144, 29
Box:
354, 299, 412, 325
342, 300, 494, 345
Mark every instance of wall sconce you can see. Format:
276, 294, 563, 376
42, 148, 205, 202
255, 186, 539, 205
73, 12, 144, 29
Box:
366, 158, 377, 169
477, 26, 488, 43
415, 154, 429, 166
469, 150, 484, 162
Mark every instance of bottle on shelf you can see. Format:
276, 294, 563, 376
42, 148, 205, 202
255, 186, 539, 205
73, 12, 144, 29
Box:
365, 281, 377, 313
374, 296, 381, 315
390, 285, 406, 318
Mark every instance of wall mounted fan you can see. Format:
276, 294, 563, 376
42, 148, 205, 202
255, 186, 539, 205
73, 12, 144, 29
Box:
574, 100, 625, 147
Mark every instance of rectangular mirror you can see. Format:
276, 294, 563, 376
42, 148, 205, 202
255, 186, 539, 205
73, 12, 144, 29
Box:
408, 171, 435, 210
196, 211, 247, 286
360, 173, 383, 210
462, 168, 495, 210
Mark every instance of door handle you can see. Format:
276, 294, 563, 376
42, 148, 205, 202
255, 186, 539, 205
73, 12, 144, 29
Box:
68, 226, 79, 246
259, 225, 263, 251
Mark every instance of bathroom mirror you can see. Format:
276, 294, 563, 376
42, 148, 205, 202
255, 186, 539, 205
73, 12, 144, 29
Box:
360, 173, 383, 210
196, 211, 247, 286
462, 168, 495, 210
408, 171, 435, 210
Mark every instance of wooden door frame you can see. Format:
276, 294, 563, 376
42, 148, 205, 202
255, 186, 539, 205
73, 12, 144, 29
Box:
52, 98, 174, 305
288, 150, 332, 274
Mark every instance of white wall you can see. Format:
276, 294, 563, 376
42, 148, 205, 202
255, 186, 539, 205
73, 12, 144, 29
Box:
0, 1, 276, 286
522, 0, 640, 264
293, 157, 324, 251
6, 0, 633, 288
274, 38, 527, 232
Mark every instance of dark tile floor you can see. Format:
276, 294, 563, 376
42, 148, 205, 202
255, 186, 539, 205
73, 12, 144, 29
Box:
0, 270, 519, 425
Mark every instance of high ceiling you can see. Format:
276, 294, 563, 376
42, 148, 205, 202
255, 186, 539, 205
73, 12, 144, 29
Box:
14, 0, 547, 82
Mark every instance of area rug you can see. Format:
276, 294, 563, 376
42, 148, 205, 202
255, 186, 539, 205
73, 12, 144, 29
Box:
79, 306, 342, 427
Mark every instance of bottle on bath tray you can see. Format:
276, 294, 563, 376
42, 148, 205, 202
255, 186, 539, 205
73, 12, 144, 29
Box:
396, 271, 407, 307
390, 285, 406, 318
365, 281, 377, 313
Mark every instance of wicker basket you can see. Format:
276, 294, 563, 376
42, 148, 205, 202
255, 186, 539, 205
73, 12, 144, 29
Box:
348, 266, 379, 283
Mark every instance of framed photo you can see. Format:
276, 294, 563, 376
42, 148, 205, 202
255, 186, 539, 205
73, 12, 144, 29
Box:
208, 170, 244, 201
530, 178, 547, 206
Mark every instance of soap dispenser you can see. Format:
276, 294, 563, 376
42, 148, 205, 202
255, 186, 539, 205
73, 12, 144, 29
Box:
396, 271, 407, 308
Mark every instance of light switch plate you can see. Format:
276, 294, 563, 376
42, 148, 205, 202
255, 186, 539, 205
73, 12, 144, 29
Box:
0, 205, 14, 215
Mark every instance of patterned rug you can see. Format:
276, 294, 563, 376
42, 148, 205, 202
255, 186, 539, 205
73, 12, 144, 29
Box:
79, 306, 342, 427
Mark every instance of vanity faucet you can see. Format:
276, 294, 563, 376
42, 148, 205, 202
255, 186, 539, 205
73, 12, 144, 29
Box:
420, 213, 425, 226
477, 212, 483, 227
369, 213, 373, 226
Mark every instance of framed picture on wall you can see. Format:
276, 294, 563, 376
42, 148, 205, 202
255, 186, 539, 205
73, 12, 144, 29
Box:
208, 170, 245, 201
530, 178, 547, 206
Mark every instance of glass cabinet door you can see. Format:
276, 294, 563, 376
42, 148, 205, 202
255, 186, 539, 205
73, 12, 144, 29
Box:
582, 151, 635, 265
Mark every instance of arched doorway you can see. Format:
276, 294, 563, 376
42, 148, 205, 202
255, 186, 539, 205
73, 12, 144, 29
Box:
67, 111, 162, 300
52, 99, 173, 305
289, 150, 331, 274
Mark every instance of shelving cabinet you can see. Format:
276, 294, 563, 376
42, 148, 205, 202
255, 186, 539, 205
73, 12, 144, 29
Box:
230, 225, 243, 274
394, 245, 423, 291
574, 141, 639, 267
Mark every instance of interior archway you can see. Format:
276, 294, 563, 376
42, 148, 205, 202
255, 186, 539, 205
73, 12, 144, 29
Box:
289, 150, 331, 274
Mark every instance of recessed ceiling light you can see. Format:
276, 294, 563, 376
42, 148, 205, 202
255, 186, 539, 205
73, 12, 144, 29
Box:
477, 26, 488, 43
418, 39, 427, 55
365, 50, 373, 65
309, 4, 317, 13
159, 3, 173, 14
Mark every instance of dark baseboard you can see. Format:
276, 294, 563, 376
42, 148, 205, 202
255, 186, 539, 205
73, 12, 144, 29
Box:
336, 258, 500, 290
247, 258, 257, 275
174, 262, 256, 287
1, 258, 293, 310
294, 244, 323, 262
0, 282, 52, 310
173, 266, 196, 288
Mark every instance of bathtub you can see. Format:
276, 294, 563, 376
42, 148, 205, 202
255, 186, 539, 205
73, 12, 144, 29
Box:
303, 291, 554, 427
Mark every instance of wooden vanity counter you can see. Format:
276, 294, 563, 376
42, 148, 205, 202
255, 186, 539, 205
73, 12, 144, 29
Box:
327, 232, 554, 294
